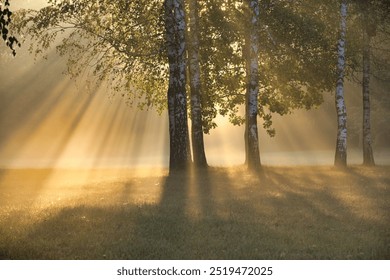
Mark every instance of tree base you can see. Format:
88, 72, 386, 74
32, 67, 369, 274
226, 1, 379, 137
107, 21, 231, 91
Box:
334, 151, 347, 167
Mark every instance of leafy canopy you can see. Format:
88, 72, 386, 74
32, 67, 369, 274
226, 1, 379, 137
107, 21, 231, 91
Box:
16, 0, 167, 112
17, 0, 344, 135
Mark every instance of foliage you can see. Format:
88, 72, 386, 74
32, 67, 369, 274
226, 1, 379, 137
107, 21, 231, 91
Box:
15, 0, 345, 137
15, 0, 389, 144
352, 0, 390, 80
15, 0, 167, 112
0, 0, 20, 55
197, 0, 338, 135
345, 0, 390, 150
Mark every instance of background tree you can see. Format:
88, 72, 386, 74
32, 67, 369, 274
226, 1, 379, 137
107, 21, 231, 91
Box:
334, 0, 348, 166
309, 0, 390, 166
197, 0, 337, 168
361, 1, 376, 166
353, 0, 390, 166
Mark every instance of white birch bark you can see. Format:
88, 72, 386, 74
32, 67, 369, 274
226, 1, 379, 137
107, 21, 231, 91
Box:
188, 0, 207, 167
165, 0, 177, 170
164, 0, 191, 172
176, 0, 192, 165
334, 0, 348, 167
245, 0, 261, 170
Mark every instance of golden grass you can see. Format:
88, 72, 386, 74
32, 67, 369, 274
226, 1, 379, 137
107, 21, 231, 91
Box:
0, 166, 389, 259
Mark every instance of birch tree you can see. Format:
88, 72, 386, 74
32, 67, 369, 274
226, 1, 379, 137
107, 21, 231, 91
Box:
164, 0, 191, 171
317, 0, 389, 166
187, 0, 207, 168
200, 0, 336, 166
355, 0, 390, 166
334, 0, 348, 166
15, 0, 193, 172
245, 0, 261, 170
15, 0, 350, 171
362, 6, 375, 166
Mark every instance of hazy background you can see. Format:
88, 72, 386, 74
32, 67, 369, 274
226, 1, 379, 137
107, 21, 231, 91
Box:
0, 0, 389, 168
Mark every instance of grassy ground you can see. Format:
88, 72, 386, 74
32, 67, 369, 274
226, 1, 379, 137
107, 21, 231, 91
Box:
0, 166, 389, 260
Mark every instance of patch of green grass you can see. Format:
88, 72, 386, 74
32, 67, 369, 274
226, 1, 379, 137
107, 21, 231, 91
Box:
0, 166, 389, 259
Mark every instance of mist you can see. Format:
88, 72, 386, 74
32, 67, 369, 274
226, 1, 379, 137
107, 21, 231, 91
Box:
1, 44, 389, 168
0, 0, 389, 169
1, 0, 389, 265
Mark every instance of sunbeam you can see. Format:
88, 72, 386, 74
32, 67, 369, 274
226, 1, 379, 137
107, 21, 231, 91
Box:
0, 0, 389, 264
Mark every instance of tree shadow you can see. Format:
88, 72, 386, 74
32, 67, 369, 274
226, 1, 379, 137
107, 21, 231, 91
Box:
256, 167, 389, 258
1, 166, 388, 259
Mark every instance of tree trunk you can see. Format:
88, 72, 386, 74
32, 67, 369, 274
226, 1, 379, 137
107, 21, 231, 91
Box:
164, 0, 191, 172
334, 0, 348, 167
362, 21, 375, 166
245, 0, 261, 170
244, 34, 250, 166
187, 0, 208, 168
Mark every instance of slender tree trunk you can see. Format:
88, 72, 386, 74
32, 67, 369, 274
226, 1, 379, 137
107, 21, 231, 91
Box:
362, 18, 375, 166
187, 0, 208, 168
334, 0, 348, 167
165, 0, 176, 170
244, 34, 250, 166
164, 0, 191, 172
245, 0, 261, 170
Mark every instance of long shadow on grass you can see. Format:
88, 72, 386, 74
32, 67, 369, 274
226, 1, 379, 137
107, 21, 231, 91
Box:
256, 167, 389, 259
2, 167, 389, 259
347, 166, 390, 198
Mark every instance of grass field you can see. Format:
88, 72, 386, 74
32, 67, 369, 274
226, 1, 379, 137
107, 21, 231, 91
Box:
0, 166, 389, 259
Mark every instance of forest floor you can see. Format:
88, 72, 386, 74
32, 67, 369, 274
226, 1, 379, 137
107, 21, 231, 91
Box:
0, 166, 389, 259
